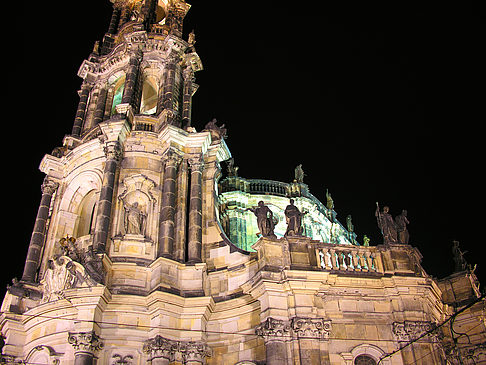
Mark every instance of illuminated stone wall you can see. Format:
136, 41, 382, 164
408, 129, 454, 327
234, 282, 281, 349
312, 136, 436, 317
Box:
218, 177, 356, 251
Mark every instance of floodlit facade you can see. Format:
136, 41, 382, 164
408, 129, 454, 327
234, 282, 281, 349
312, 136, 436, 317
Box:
1, 1, 484, 364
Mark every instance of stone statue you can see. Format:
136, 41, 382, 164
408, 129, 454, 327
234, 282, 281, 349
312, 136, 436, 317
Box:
375, 203, 398, 244
284, 199, 305, 237
346, 215, 354, 232
325, 189, 334, 210
247, 201, 277, 238
41, 256, 98, 303
363, 235, 370, 246
203, 118, 227, 140
452, 241, 469, 272
124, 202, 146, 235
227, 158, 239, 177
294, 164, 305, 183
395, 210, 410, 244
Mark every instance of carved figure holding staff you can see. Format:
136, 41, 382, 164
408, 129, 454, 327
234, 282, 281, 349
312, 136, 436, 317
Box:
375, 202, 398, 244
247, 201, 277, 238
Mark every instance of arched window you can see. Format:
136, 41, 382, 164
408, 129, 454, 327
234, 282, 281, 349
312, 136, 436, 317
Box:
76, 190, 99, 237
110, 75, 126, 115
354, 354, 377, 365
140, 75, 158, 115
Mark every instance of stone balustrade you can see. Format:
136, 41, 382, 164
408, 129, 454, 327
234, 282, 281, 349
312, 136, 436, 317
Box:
316, 243, 382, 273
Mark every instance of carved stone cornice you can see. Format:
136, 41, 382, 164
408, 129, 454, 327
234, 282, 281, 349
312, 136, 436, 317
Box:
392, 321, 441, 343
68, 331, 103, 353
291, 317, 332, 340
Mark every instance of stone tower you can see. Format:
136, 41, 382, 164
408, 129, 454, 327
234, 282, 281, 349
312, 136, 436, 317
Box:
1, 1, 485, 364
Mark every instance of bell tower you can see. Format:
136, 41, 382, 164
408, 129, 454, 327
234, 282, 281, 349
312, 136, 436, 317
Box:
3, 1, 232, 363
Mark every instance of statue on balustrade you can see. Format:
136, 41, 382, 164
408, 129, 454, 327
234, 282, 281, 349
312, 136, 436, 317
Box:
294, 164, 305, 183
395, 209, 410, 244
284, 199, 306, 237
452, 240, 474, 273
226, 158, 239, 177
247, 201, 277, 238
375, 203, 398, 244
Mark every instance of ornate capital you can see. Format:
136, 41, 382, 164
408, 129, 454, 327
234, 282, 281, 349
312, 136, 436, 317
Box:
181, 341, 211, 363
291, 317, 332, 340
103, 141, 123, 163
188, 155, 204, 172
255, 318, 291, 342
68, 331, 103, 353
393, 321, 441, 343
41, 177, 59, 195
143, 335, 210, 363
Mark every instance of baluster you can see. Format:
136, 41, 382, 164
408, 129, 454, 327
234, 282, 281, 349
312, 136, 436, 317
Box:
360, 252, 368, 270
329, 249, 338, 270
347, 252, 354, 270
368, 253, 376, 271
340, 252, 347, 270
354, 252, 362, 270
318, 249, 327, 269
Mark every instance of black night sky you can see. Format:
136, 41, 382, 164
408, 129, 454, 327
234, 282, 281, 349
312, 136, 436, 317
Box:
4, 1, 484, 297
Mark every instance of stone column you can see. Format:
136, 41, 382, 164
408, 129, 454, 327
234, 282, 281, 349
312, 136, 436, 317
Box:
92, 86, 108, 126
68, 331, 103, 365
174, 159, 189, 262
107, 4, 121, 34
157, 51, 179, 122
291, 317, 332, 365
181, 66, 195, 129
143, 335, 173, 365
121, 50, 142, 108
187, 157, 203, 263
72, 81, 92, 137
21, 177, 58, 282
158, 152, 181, 258
93, 141, 122, 253
256, 317, 291, 365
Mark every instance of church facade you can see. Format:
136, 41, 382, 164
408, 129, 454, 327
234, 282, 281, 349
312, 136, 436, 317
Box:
1, 1, 484, 364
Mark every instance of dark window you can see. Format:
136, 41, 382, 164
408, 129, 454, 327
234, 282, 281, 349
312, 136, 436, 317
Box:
354, 355, 377, 365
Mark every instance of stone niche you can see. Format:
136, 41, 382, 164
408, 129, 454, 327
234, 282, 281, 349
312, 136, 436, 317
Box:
111, 174, 157, 260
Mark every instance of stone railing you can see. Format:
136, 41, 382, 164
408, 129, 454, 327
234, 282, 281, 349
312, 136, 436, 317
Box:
315, 243, 383, 274
220, 176, 312, 199
132, 117, 156, 132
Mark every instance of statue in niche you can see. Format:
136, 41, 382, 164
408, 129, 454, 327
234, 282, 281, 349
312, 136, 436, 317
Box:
395, 209, 410, 244
375, 203, 398, 244
294, 164, 305, 183
247, 201, 277, 238
284, 199, 306, 237
124, 202, 146, 235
